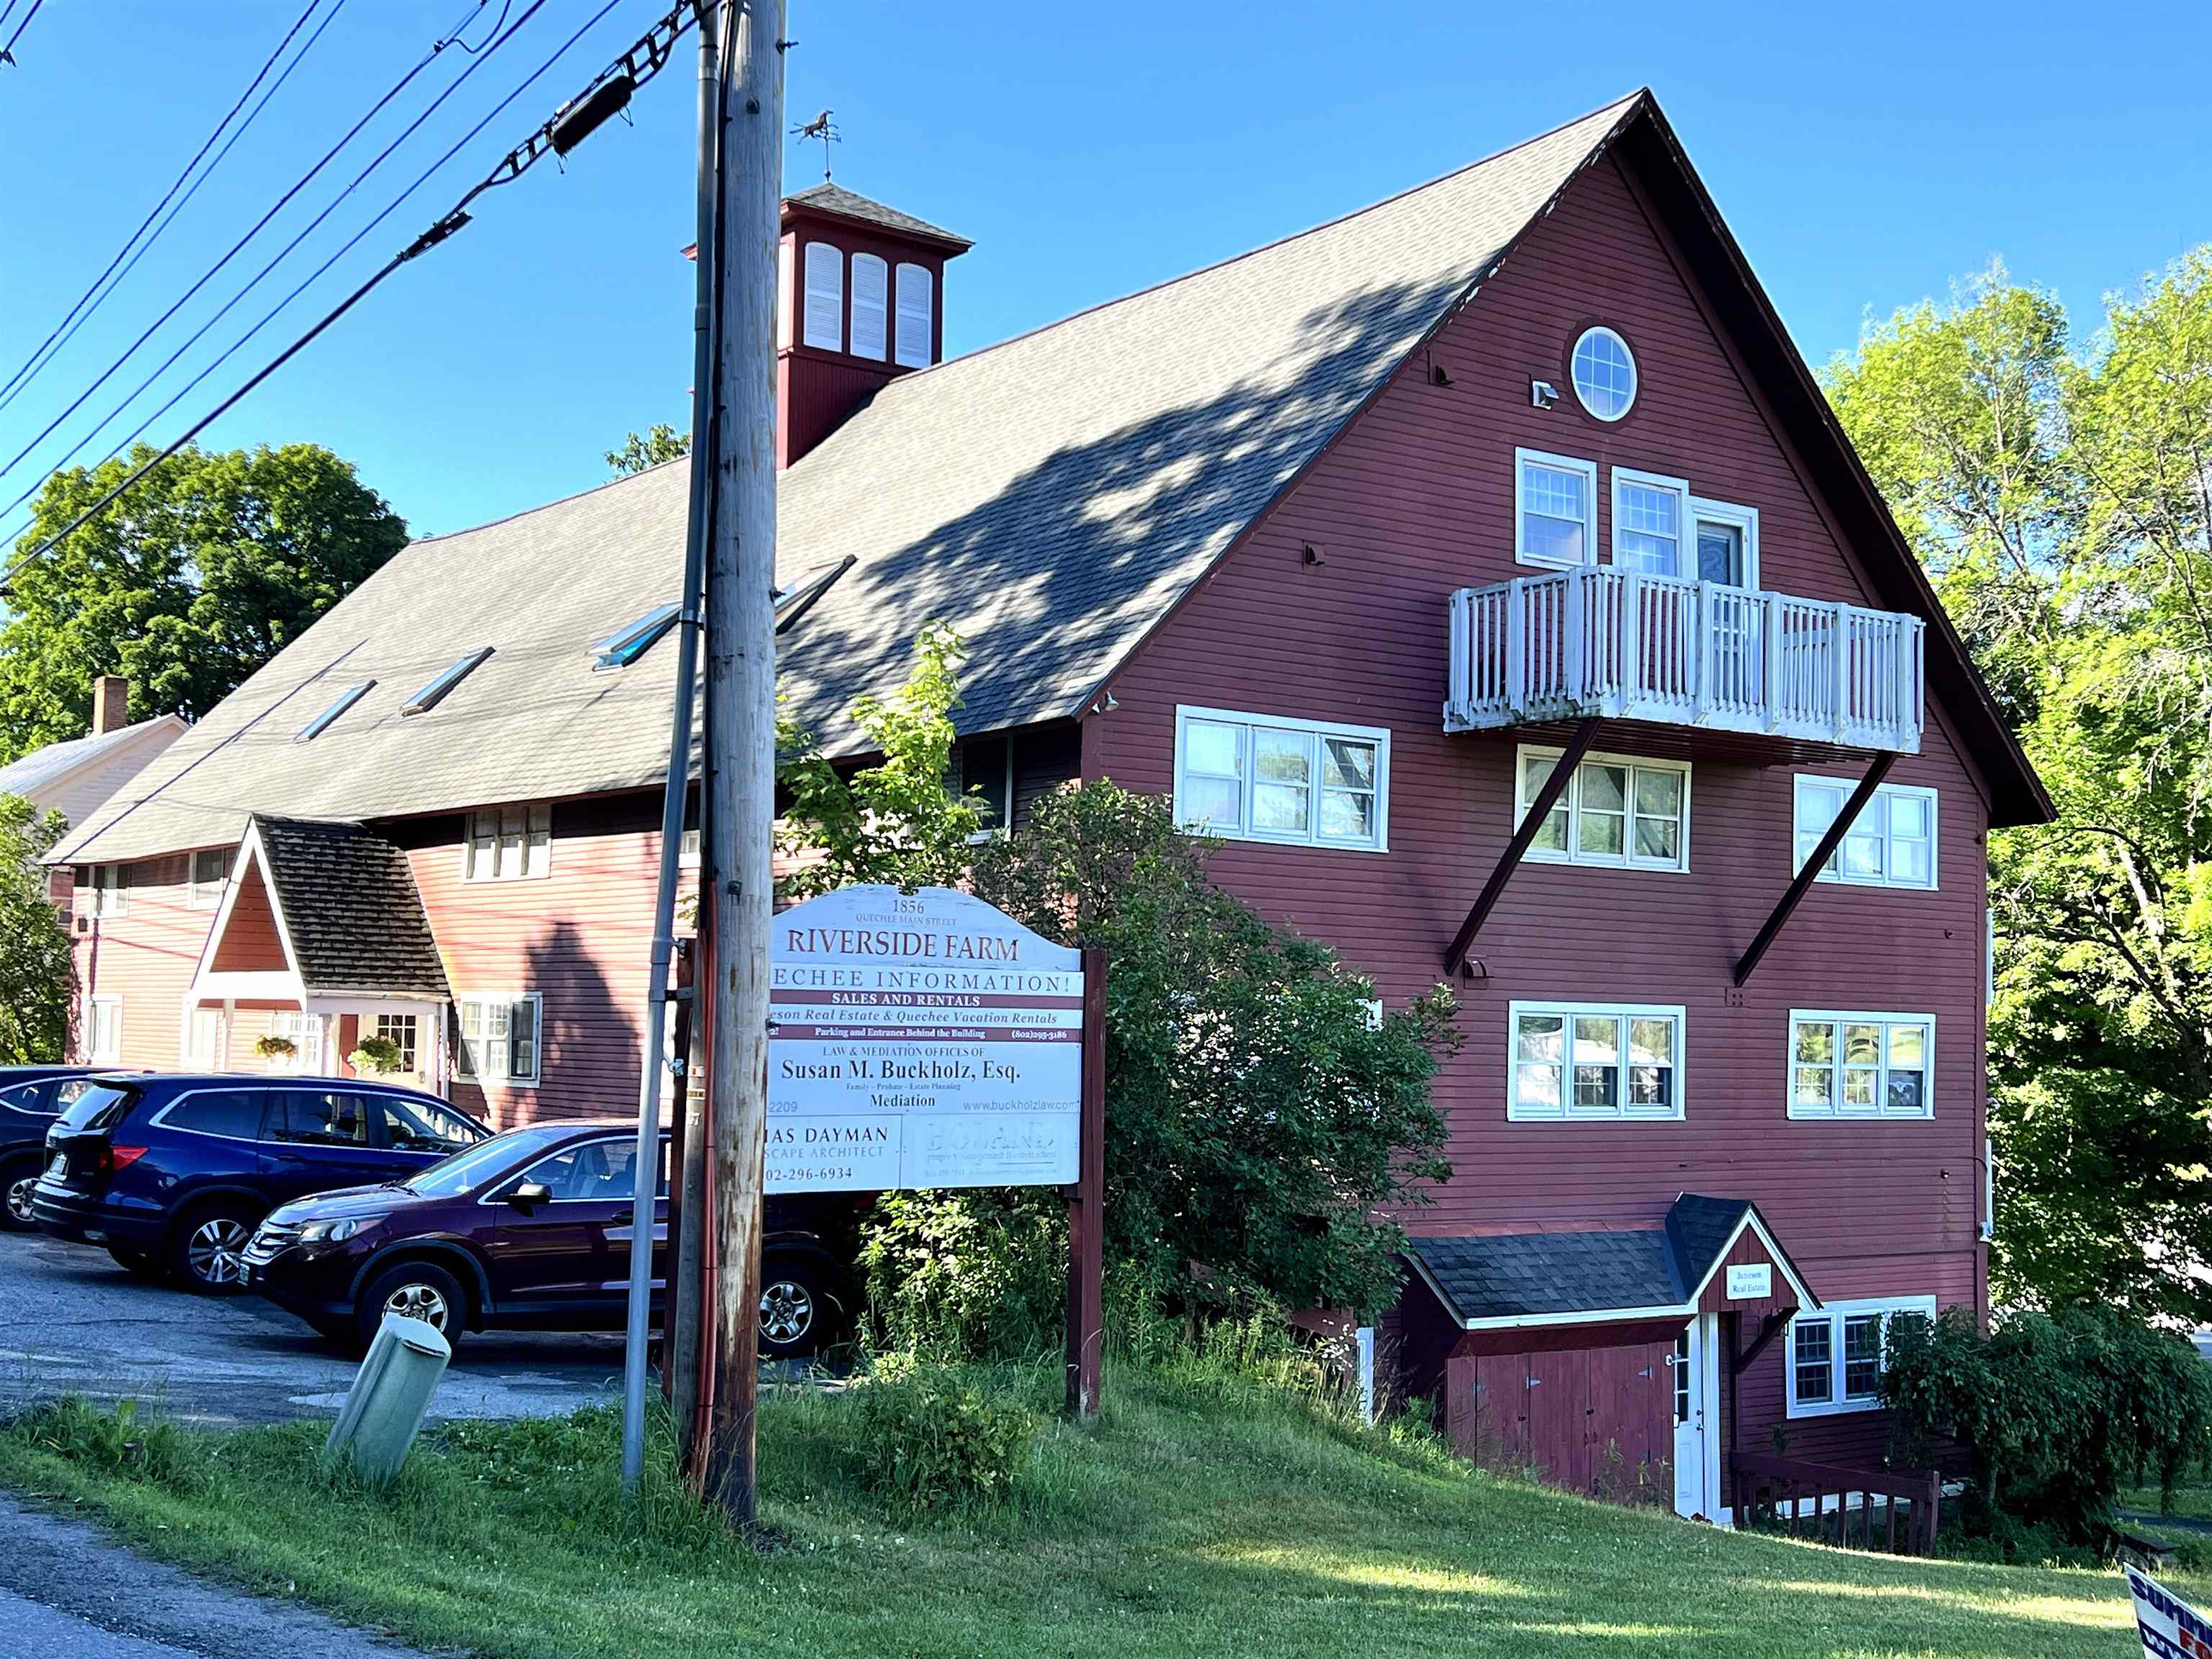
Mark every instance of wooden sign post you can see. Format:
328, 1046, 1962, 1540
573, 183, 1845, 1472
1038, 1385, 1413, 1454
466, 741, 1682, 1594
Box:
1066, 948, 1107, 1417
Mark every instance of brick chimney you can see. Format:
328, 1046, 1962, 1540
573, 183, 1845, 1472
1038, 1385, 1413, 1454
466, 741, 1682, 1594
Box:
90, 675, 130, 735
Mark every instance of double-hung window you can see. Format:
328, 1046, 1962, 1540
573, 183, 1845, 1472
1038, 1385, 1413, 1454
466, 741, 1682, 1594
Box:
1787, 1295, 1936, 1416
1789, 1011, 1933, 1119
1517, 747, 1689, 871
84, 995, 122, 1064
1514, 449, 1597, 567
457, 994, 541, 1086
464, 804, 552, 882
1611, 468, 1691, 577
1509, 1002, 1683, 1120
187, 848, 229, 910
1793, 776, 1937, 889
1173, 707, 1388, 851
87, 864, 130, 917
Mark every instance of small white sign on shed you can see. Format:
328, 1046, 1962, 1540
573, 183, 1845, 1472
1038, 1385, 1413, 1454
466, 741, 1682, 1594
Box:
1725, 1263, 1773, 1301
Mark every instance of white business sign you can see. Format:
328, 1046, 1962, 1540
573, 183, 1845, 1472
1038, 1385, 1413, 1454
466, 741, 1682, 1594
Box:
2126, 1565, 2212, 1658
766, 885, 1084, 1193
1725, 1264, 1773, 1301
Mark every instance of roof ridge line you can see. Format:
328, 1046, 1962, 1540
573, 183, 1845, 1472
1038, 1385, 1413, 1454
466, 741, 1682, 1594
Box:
413, 453, 687, 548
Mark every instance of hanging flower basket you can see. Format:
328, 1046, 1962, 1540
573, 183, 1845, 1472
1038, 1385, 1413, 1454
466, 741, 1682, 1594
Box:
254, 1035, 297, 1060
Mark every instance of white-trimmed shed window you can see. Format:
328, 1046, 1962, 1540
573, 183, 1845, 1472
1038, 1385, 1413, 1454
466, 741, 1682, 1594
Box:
1570, 325, 1637, 421
1509, 1001, 1683, 1121
1789, 1011, 1933, 1119
464, 804, 551, 883
1516, 747, 1689, 872
802, 241, 843, 350
84, 995, 122, 1064
1787, 1296, 1936, 1416
1612, 467, 1690, 577
1173, 706, 1388, 851
1515, 449, 1596, 567
88, 863, 130, 917
458, 993, 540, 1086
894, 261, 933, 367
850, 253, 888, 361
1794, 775, 1937, 890
187, 848, 229, 911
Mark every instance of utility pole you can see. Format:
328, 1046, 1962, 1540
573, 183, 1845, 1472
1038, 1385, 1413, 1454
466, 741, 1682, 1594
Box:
696, 0, 783, 1529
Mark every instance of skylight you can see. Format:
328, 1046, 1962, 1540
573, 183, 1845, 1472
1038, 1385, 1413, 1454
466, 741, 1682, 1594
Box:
296, 680, 375, 741
401, 648, 493, 716
591, 602, 680, 670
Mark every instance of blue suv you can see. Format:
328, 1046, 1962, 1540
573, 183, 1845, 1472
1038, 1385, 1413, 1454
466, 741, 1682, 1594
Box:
31, 1074, 488, 1291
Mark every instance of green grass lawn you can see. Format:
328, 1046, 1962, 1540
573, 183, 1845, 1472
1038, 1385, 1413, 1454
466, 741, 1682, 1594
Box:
0, 1363, 2185, 1659
2123, 1483, 2212, 1523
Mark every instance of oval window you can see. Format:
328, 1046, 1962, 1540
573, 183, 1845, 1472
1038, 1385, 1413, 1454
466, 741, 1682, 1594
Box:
1570, 326, 1637, 421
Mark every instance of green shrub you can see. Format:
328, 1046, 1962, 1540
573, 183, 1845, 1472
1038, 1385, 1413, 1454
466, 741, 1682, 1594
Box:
12, 1396, 199, 1489
848, 1355, 1038, 1512
858, 1190, 1066, 1361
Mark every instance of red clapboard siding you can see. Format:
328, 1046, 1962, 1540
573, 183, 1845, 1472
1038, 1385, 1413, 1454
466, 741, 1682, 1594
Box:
1092, 148, 1990, 1466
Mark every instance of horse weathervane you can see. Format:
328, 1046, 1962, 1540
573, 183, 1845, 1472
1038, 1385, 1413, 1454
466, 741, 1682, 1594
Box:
792, 109, 840, 181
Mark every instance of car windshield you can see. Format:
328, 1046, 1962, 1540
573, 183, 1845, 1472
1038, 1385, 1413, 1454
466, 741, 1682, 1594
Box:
403, 1125, 572, 1198
55, 1082, 136, 1133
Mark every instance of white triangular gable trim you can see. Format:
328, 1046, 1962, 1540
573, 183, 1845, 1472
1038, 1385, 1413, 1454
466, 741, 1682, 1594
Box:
1681, 1206, 1821, 1313
185, 818, 307, 1004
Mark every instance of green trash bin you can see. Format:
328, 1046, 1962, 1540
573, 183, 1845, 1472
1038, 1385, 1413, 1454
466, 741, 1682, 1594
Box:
323, 1313, 450, 1485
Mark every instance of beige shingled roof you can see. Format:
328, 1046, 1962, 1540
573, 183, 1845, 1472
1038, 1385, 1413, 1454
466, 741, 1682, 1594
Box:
54, 94, 1640, 865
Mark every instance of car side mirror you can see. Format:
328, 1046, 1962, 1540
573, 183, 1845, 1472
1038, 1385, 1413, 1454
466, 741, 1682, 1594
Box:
508, 1180, 553, 1209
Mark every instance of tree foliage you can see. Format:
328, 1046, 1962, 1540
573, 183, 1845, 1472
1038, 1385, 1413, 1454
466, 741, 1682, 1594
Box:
0, 442, 406, 762
605, 423, 691, 477
0, 795, 72, 1064
1825, 253, 2212, 1321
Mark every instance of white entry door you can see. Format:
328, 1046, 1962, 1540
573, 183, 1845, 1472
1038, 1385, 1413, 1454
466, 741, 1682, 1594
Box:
1672, 1314, 1720, 1519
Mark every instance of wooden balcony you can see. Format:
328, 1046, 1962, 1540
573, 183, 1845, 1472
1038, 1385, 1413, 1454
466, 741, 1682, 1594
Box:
1444, 567, 1925, 753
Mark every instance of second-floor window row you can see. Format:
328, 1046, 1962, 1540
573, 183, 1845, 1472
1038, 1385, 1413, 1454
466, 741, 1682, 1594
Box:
1514, 449, 1758, 587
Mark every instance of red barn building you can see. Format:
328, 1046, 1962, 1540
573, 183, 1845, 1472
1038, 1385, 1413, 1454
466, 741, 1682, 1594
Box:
49, 92, 2045, 1519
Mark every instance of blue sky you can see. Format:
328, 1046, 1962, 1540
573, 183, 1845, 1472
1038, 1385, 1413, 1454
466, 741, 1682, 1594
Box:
0, 1, 2205, 544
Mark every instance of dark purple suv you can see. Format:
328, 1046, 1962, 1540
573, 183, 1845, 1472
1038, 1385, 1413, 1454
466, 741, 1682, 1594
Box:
243, 1119, 859, 1356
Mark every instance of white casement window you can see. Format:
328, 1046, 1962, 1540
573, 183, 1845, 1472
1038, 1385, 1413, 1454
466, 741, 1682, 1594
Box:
457, 993, 541, 1087
1787, 1295, 1936, 1417
87, 863, 130, 917
802, 241, 843, 351
849, 253, 889, 361
1515, 449, 1597, 567
464, 804, 552, 882
1689, 498, 1758, 588
1611, 467, 1691, 577
1509, 1001, 1685, 1121
186, 847, 229, 911
1789, 1011, 1935, 1120
84, 995, 122, 1064
270, 1009, 324, 1074
1793, 775, 1938, 890
894, 261, 933, 367
1516, 746, 1690, 872
1172, 706, 1389, 852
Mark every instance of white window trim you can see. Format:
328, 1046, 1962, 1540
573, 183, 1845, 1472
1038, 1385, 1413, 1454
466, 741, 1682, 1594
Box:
186, 848, 229, 912
267, 1009, 326, 1074
1786, 1295, 1937, 1419
802, 240, 843, 351
461, 803, 552, 884
84, 994, 122, 1064
1172, 705, 1390, 853
88, 863, 130, 918
1514, 745, 1692, 874
1610, 467, 1692, 577
1982, 1149, 1996, 1242
1786, 1010, 1936, 1120
1507, 999, 1686, 1123
1570, 325, 1637, 422
456, 992, 542, 1089
1688, 497, 1761, 590
894, 261, 932, 368
1793, 773, 1940, 891
849, 251, 888, 361
1514, 447, 1598, 569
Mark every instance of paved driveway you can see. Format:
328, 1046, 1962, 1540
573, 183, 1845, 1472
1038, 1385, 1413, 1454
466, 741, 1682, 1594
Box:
0, 1231, 629, 1426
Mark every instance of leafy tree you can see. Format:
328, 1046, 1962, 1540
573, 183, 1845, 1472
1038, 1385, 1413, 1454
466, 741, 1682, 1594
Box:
1825, 254, 2212, 1321
0, 795, 72, 1063
606, 423, 691, 477
0, 442, 406, 762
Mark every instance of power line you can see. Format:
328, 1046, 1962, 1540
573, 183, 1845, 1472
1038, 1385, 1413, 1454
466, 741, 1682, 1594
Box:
0, 0, 695, 595
0, 0, 45, 66
0, 0, 511, 490
0, 1, 323, 412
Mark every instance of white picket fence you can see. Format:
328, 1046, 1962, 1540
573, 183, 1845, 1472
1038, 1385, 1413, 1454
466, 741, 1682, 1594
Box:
1444, 567, 1924, 752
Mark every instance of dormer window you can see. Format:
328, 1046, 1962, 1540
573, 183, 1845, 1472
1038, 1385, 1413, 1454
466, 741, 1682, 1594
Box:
591, 603, 679, 670
850, 253, 888, 361
894, 262, 933, 367
803, 242, 843, 350
403, 648, 491, 716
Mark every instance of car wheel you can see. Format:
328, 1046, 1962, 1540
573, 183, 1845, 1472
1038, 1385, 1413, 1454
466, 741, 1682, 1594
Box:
107, 1245, 164, 1281
168, 1201, 260, 1294
0, 1156, 38, 1233
759, 1254, 840, 1359
356, 1260, 467, 1354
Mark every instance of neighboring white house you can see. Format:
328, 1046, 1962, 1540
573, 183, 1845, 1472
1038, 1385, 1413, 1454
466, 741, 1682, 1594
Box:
0, 676, 186, 833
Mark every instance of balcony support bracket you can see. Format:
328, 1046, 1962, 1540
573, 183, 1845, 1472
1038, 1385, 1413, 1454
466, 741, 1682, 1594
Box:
1442, 718, 1600, 975
1732, 752, 1896, 987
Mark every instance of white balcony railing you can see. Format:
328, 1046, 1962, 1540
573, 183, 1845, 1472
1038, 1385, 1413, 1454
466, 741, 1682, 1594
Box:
1445, 567, 1925, 753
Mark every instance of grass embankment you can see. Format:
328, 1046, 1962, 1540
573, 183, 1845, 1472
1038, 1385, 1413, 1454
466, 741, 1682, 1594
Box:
0, 1362, 2184, 1659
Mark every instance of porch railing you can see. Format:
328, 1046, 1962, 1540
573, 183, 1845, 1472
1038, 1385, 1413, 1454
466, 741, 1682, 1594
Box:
1730, 1450, 1941, 1555
1444, 567, 1925, 753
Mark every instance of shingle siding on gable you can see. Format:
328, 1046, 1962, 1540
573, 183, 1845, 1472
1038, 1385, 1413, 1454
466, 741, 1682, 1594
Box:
1094, 149, 1989, 1470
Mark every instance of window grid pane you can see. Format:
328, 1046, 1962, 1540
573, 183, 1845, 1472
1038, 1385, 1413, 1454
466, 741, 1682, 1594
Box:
1843, 1315, 1884, 1399
1519, 460, 1590, 565
1794, 1318, 1833, 1404
1179, 714, 1382, 849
